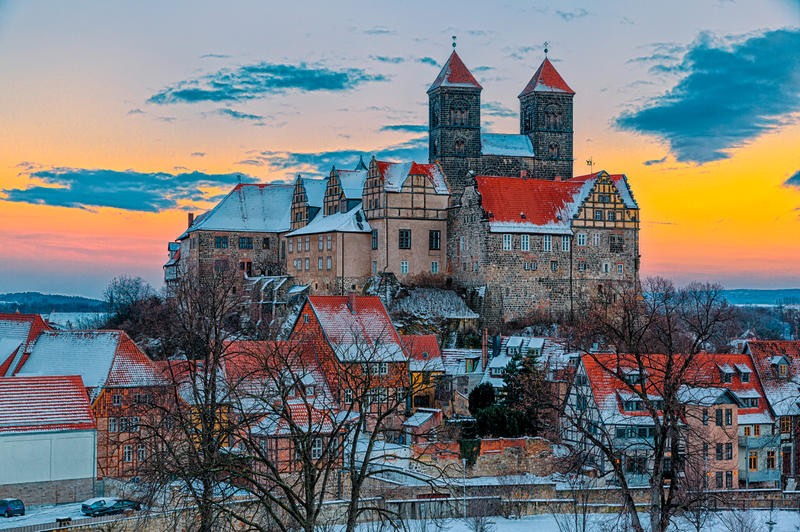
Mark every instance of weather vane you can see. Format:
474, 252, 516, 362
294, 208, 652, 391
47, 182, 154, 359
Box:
544, 41, 549, 56
586, 156, 594, 173
452, 35, 457, 49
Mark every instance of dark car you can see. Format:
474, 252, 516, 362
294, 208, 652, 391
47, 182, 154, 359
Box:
0, 498, 24, 517
81, 497, 141, 517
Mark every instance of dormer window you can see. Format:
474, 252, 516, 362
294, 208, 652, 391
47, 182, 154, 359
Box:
779, 364, 788, 377
621, 370, 645, 386
422, 351, 429, 359
305, 385, 315, 397
623, 399, 643, 411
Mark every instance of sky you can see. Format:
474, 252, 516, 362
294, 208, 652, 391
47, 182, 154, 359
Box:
1, 0, 799, 298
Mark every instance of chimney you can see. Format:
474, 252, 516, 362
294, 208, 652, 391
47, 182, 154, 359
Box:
347, 292, 357, 314
188, 212, 195, 228
520, 169, 527, 178
481, 329, 488, 371
554, 175, 562, 182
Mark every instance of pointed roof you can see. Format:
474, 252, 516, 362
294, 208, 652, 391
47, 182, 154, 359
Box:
354, 155, 368, 171
427, 51, 482, 93
519, 58, 574, 97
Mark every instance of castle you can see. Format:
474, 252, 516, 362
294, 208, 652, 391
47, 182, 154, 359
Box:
165, 48, 640, 329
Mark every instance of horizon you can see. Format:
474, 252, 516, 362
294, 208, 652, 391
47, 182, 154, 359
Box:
1, 1, 799, 298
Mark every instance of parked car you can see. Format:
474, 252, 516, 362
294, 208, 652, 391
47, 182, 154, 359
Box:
0, 498, 24, 517
80, 497, 141, 517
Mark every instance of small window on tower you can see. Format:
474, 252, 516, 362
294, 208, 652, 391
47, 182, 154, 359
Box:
455, 138, 466, 154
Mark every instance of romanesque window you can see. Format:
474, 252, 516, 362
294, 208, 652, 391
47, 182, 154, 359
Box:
544, 106, 563, 129
549, 142, 559, 158
454, 138, 466, 154
451, 106, 469, 126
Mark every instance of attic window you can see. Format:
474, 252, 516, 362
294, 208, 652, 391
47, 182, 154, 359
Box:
779, 364, 788, 377
422, 352, 429, 359
305, 385, 315, 397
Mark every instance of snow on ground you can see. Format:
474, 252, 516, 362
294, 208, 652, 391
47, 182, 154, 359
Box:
0, 502, 87, 529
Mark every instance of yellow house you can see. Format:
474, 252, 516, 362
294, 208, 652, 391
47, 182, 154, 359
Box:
401, 335, 445, 410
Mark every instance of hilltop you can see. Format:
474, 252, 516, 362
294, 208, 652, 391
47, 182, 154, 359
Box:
0, 292, 107, 314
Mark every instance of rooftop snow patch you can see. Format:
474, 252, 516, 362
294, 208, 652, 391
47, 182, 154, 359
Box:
481, 133, 534, 157
390, 288, 479, 320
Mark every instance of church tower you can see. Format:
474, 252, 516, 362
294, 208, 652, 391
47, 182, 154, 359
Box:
519, 57, 574, 180
428, 50, 482, 195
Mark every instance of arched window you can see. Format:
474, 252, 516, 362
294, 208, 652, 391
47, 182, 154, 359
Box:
549, 142, 559, 158
454, 138, 466, 154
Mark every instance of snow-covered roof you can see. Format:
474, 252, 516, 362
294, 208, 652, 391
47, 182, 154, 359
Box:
0, 314, 51, 375
519, 57, 574, 96
375, 160, 449, 195
179, 183, 294, 238
403, 410, 435, 428
738, 413, 773, 425
302, 178, 327, 207
0, 375, 95, 434
481, 133, 534, 157
390, 288, 479, 320
734, 363, 752, 374
15, 330, 164, 401
441, 349, 483, 376
480, 354, 511, 389
427, 51, 482, 92
337, 169, 368, 199
746, 341, 800, 416
286, 206, 371, 237
401, 335, 445, 373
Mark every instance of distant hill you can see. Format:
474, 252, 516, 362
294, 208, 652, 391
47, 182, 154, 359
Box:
0, 292, 107, 314
721, 289, 800, 306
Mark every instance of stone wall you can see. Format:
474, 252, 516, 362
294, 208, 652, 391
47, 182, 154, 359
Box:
0, 477, 94, 506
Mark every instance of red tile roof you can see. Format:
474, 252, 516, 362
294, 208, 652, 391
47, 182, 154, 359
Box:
519, 58, 574, 96
400, 335, 441, 361
0, 314, 52, 376
428, 51, 482, 93
746, 341, 800, 416
0, 375, 96, 434
375, 160, 449, 194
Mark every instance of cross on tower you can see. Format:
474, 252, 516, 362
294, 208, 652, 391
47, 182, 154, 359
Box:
452, 35, 457, 49
544, 41, 549, 56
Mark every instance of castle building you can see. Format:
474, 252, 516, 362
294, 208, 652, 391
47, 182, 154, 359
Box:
165, 47, 640, 330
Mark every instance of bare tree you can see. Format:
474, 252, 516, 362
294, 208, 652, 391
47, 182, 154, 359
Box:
563, 278, 736, 532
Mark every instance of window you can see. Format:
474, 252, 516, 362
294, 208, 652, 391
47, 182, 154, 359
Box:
543, 235, 552, 252
502, 234, 512, 251
327, 235, 332, 250
592, 233, 600, 247
562, 236, 570, 251
318, 236, 324, 251
767, 450, 776, 469
521, 234, 530, 251
119, 417, 129, 432
304, 258, 310, 270
372, 261, 377, 274
715, 409, 723, 427
594, 210, 603, 221
398, 229, 411, 249
318, 257, 323, 270
744, 426, 751, 436
617, 264, 624, 275
578, 261, 586, 272
459, 236, 466, 252
741, 372, 750, 383
725, 409, 732, 426
608, 211, 616, 222
598, 194, 611, 203
530, 261, 537, 271
725, 471, 732, 488
372, 229, 379, 250
602, 262, 611, 274
716, 443, 723, 460
326, 257, 332, 270
305, 385, 315, 397
779, 364, 788, 377
400, 261, 408, 274
754, 424, 761, 437
550, 260, 558, 272
262, 237, 270, 249
303, 314, 309, 324
238, 237, 253, 249
715, 471, 723, 489
577, 233, 586, 246
112, 394, 121, 406
610, 235, 624, 253
343, 389, 353, 404
380, 363, 389, 375
721, 371, 732, 384
725, 443, 732, 460
131, 416, 139, 432
288, 240, 293, 253
311, 438, 323, 460
214, 236, 228, 249
781, 416, 791, 433
137, 444, 146, 462
702, 409, 708, 425
429, 230, 441, 250
304, 237, 310, 251
109, 417, 118, 432
123, 445, 133, 462
431, 261, 439, 274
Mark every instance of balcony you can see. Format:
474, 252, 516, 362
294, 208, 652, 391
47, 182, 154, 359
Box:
738, 434, 781, 449
739, 468, 780, 484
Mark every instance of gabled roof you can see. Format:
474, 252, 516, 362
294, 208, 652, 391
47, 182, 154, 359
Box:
428, 51, 482, 93
481, 133, 534, 157
285, 206, 371, 237
0, 375, 96, 434
0, 314, 52, 376
305, 296, 407, 363
375, 160, 449, 195
178, 183, 295, 239
475, 171, 638, 235
401, 334, 444, 372
519, 57, 574, 96
296, 177, 327, 208
746, 341, 800, 416
336, 169, 369, 200
14, 330, 164, 401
